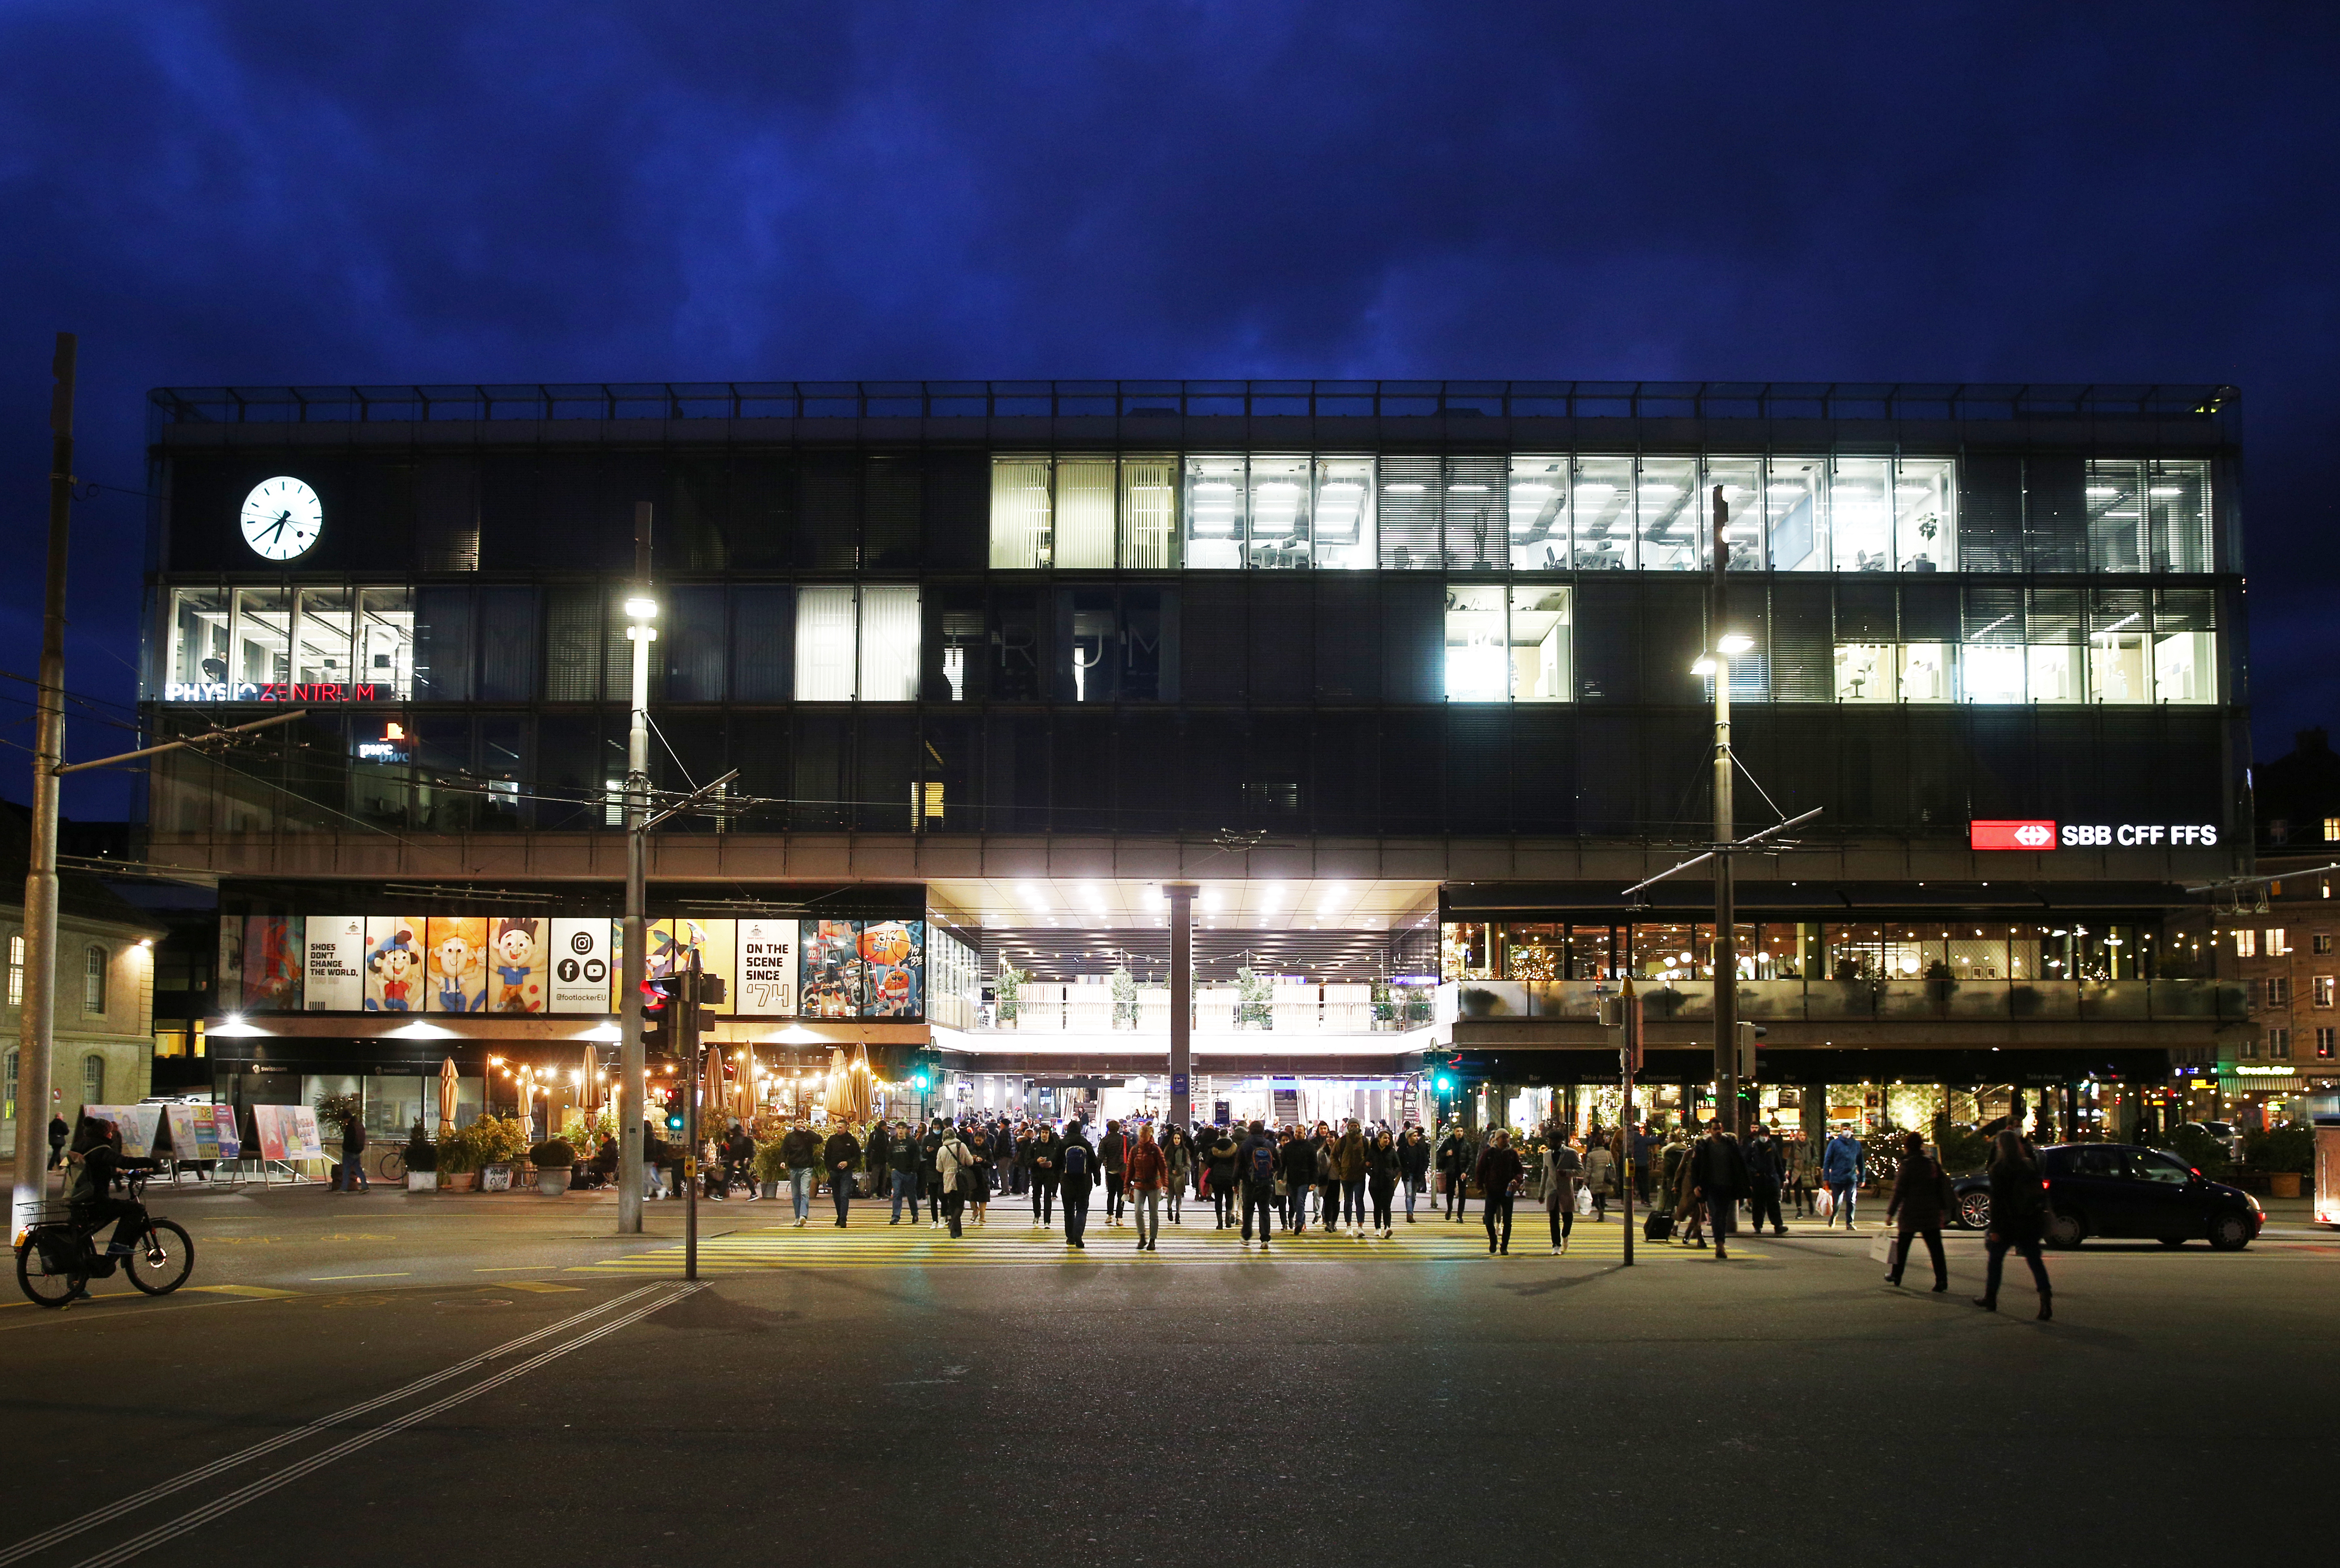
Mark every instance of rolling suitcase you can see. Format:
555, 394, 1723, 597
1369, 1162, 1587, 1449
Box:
1643, 1210, 1672, 1242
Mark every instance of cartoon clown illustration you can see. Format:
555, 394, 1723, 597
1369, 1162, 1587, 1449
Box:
365, 934, 420, 1011
491, 918, 546, 1013
429, 919, 488, 1013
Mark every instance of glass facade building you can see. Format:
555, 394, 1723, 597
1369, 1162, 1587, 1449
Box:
138, 380, 2253, 1141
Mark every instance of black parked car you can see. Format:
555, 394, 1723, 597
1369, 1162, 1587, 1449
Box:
1948, 1143, 2263, 1250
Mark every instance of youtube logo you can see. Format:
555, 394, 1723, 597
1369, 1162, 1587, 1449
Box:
1970, 819, 2058, 851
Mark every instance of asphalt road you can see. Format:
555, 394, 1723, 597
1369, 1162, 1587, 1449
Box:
6, 1181, 2336, 1568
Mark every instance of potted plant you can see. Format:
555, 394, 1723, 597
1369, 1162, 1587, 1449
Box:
995, 965, 1027, 1028
436, 1125, 483, 1191
529, 1138, 576, 1196
2247, 1122, 2314, 1198
754, 1138, 789, 1200
401, 1119, 439, 1191
1110, 964, 1139, 1030
1237, 966, 1273, 1029
474, 1113, 532, 1192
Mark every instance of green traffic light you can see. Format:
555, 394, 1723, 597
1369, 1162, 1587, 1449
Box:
912, 1072, 929, 1089
1437, 1077, 1454, 1092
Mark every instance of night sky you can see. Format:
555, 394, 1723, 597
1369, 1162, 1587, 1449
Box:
1, 2, 2334, 818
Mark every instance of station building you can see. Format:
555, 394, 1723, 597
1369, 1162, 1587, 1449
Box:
134, 379, 2254, 1147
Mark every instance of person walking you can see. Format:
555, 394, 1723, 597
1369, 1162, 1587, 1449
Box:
1689, 1119, 1750, 1261
1237, 1120, 1280, 1251
1974, 1119, 2052, 1320
888, 1121, 923, 1223
1473, 1129, 1525, 1255
1163, 1127, 1193, 1225
1028, 1122, 1062, 1226
1435, 1123, 1474, 1221
1099, 1119, 1130, 1228
1397, 1125, 1431, 1222
1127, 1122, 1168, 1251
337, 1113, 369, 1193
1278, 1126, 1315, 1234
1632, 1123, 1657, 1207
1786, 1131, 1816, 1218
918, 1119, 947, 1231
934, 1120, 975, 1238
1205, 1126, 1240, 1229
1542, 1129, 1582, 1254
724, 1121, 757, 1200
1331, 1118, 1368, 1237
1058, 1120, 1098, 1249
1822, 1128, 1863, 1229
1744, 1124, 1786, 1236
1670, 1130, 1706, 1248
782, 1120, 821, 1226
1583, 1135, 1615, 1221
1884, 1130, 1950, 1292
1365, 1128, 1401, 1239
47, 1111, 69, 1170
823, 1123, 861, 1227
1312, 1121, 1342, 1234
865, 1120, 894, 1208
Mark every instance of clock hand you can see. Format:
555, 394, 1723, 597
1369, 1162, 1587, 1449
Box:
266, 512, 290, 542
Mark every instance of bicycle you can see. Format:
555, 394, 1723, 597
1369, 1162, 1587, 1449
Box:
15, 1177, 196, 1308
373, 1146, 407, 1183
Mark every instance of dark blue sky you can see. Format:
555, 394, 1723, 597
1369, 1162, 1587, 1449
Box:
2, 2, 2334, 817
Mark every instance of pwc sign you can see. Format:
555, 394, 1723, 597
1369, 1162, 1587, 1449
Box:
1970, 819, 2058, 851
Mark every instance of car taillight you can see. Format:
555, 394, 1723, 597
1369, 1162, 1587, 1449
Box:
2041, 1179, 2050, 1189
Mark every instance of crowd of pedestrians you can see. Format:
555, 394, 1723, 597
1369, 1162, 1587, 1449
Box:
630, 1102, 2055, 1307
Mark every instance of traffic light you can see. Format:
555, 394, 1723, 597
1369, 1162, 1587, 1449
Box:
641, 977, 674, 1056
1435, 1074, 1455, 1095
909, 1047, 941, 1091
1735, 1020, 1766, 1080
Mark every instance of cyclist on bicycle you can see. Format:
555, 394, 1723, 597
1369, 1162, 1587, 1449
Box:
67, 1119, 148, 1258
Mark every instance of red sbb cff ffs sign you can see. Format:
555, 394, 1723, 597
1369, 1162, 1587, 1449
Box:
1971, 820, 2221, 850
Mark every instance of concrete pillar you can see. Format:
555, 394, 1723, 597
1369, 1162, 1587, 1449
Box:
1166, 883, 1197, 1132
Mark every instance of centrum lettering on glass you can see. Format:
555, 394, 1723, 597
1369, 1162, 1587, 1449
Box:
162, 681, 386, 703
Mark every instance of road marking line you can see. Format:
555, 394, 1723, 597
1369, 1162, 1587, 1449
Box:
501, 1281, 581, 1293
184, 1285, 301, 1299
0, 1282, 670, 1568
307, 1272, 411, 1282
473, 1265, 537, 1272
66, 1284, 705, 1568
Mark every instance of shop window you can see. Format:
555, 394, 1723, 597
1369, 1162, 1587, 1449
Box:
1572, 457, 1634, 571
1636, 457, 1699, 571
1183, 455, 1247, 570
1508, 457, 1570, 571
2315, 976, 2335, 1009
989, 456, 1052, 568
1833, 644, 1895, 703
2153, 631, 2214, 703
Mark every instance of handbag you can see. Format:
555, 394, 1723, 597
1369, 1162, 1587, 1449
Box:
1812, 1186, 1835, 1218
1573, 1185, 1592, 1217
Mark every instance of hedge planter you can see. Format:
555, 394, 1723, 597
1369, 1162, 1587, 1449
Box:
407, 1171, 439, 1192
2270, 1171, 2303, 1199
537, 1166, 571, 1196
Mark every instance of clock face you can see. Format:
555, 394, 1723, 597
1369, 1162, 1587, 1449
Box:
240, 476, 324, 561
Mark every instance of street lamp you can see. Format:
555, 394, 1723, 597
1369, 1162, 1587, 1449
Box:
618, 514, 659, 1234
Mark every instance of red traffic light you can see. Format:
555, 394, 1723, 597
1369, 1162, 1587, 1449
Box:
641, 979, 670, 1012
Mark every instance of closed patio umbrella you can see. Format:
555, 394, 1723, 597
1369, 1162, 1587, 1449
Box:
437, 1056, 460, 1137
582, 1044, 601, 1132
842, 1041, 875, 1124
701, 1047, 726, 1139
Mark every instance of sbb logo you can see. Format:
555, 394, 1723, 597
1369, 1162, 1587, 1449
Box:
2012, 823, 2054, 848
1970, 820, 2058, 851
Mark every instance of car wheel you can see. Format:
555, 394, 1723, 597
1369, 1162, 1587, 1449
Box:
2207, 1213, 2252, 1252
1957, 1190, 1991, 1231
2045, 1210, 2086, 1248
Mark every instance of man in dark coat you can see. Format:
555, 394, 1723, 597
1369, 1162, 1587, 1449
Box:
1689, 1119, 1751, 1260
822, 1124, 862, 1227
1435, 1124, 1475, 1221
1742, 1124, 1786, 1236
1976, 1116, 2052, 1319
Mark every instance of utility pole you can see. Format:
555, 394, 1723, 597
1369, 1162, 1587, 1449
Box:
11, 335, 74, 1239
683, 949, 701, 1282
1612, 978, 1642, 1266
617, 503, 656, 1234
1706, 484, 1742, 1138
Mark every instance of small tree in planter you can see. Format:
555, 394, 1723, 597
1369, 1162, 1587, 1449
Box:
754, 1138, 790, 1199
473, 1113, 532, 1191
401, 1119, 439, 1190
436, 1124, 485, 1191
995, 964, 1028, 1026
529, 1138, 577, 1196
1236, 967, 1273, 1030
1110, 965, 1139, 1030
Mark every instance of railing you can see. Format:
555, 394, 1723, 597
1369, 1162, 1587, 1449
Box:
980, 981, 1439, 1035
1450, 977, 2248, 1023
149, 380, 2236, 427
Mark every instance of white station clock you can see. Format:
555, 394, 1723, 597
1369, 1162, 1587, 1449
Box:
240, 476, 323, 560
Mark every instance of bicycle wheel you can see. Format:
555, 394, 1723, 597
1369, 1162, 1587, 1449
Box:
124, 1219, 195, 1296
15, 1234, 85, 1308
375, 1148, 406, 1183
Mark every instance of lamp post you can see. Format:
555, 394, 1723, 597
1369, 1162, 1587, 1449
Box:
1694, 480, 1755, 1137
618, 501, 657, 1235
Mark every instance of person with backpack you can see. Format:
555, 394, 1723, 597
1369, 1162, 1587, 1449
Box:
1542, 1129, 1583, 1255
1398, 1126, 1431, 1221
1435, 1124, 1474, 1221
1028, 1123, 1062, 1226
1126, 1122, 1169, 1251
1099, 1119, 1130, 1228
1884, 1130, 1951, 1291
1365, 1128, 1401, 1239
1331, 1119, 1369, 1236
1058, 1120, 1098, 1249
1237, 1120, 1280, 1250
934, 1120, 976, 1238
1473, 1128, 1526, 1255
1204, 1127, 1239, 1229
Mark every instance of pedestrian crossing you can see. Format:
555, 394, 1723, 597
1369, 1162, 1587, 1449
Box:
572, 1209, 1769, 1274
